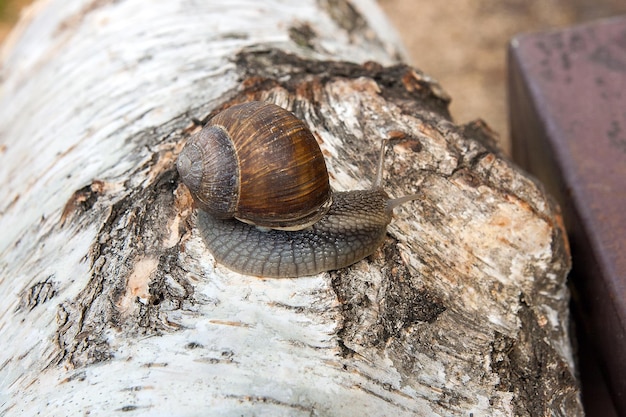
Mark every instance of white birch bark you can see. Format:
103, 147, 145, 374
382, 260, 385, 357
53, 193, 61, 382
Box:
0, 1, 583, 416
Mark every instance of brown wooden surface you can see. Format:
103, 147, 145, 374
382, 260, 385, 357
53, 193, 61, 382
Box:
509, 16, 626, 416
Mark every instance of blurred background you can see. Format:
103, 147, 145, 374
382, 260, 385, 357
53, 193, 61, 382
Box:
3, 0, 626, 152
0, 0, 25, 40
378, 0, 626, 153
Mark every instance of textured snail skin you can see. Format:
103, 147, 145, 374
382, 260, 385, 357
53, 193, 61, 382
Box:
197, 189, 393, 278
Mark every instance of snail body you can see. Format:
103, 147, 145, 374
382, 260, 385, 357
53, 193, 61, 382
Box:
178, 101, 415, 278
197, 189, 392, 278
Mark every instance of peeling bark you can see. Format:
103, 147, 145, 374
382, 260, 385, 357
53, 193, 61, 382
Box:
0, 1, 582, 416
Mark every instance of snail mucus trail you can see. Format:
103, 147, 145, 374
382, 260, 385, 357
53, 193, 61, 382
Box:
177, 101, 419, 278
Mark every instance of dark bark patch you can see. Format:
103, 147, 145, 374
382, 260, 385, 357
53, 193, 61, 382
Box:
288, 22, 318, 50
461, 119, 504, 156
233, 48, 451, 118
491, 301, 580, 416
17, 275, 58, 311
52, 113, 203, 368
60, 180, 105, 227
319, 0, 368, 36
331, 237, 446, 351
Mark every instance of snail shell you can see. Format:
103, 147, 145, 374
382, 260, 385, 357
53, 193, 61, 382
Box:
177, 101, 417, 278
177, 101, 332, 230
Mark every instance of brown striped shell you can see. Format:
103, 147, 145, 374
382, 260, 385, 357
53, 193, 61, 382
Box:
177, 101, 332, 230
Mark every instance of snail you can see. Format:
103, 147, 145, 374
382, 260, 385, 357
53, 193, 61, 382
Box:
177, 101, 418, 278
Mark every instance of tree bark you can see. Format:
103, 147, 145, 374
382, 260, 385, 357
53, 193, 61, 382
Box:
0, 1, 583, 416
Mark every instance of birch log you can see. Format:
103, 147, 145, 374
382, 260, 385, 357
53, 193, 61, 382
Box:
0, 1, 583, 416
